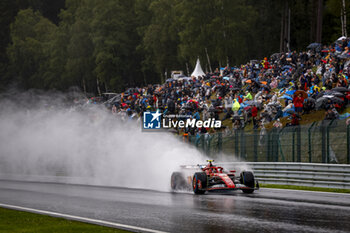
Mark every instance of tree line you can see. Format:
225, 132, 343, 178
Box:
0, 0, 349, 94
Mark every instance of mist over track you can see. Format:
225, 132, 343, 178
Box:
0, 91, 208, 191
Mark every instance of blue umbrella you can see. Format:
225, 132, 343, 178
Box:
307, 43, 321, 49
284, 108, 295, 114
279, 88, 285, 94
285, 90, 296, 95
223, 76, 230, 81
279, 95, 293, 100
282, 65, 292, 70
240, 102, 248, 108
243, 100, 258, 106
338, 54, 350, 59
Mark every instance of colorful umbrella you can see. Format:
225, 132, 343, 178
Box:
279, 95, 293, 100
285, 90, 296, 95
294, 90, 308, 99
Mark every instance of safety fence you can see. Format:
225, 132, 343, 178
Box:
223, 162, 350, 189
188, 119, 350, 164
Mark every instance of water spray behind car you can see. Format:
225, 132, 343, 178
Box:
0, 90, 251, 192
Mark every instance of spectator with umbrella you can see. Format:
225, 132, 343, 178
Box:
285, 113, 301, 127
303, 97, 316, 114
273, 106, 283, 120
244, 90, 253, 100
324, 108, 338, 120
273, 119, 283, 128
293, 92, 305, 114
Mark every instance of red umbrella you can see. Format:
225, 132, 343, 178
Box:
294, 90, 308, 99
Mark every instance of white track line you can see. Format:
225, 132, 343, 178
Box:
0, 203, 167, 233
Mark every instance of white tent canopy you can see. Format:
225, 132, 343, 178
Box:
337, 36, 347, 41
191, 58, 206, 77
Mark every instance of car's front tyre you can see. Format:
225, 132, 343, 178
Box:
240, 171, 255, 194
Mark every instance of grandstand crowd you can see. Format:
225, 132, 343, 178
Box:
93, 37, 350, 135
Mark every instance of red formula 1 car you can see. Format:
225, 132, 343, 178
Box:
171, 160, 259, 194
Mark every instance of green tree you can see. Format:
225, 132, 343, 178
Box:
323, 0, 350, 43
7, 9, 56, 89
0, 0, 18, 90
134, 0, 158, 85
176, 0, 257, 68
249, 0, 282, 58
91, 0, 142, 92
140, 0, 181, 82
60, 0, 95, 92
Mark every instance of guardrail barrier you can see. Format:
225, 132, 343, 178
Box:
227, 162, 350, 189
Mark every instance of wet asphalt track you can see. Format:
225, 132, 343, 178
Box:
0, 180, 349, 233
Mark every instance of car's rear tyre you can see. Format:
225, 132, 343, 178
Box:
192, 172, 207, 194
240, 171, 255, 194
171, 172, 186, 190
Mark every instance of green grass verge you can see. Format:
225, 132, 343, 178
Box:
0, 207, 130, 233
260, 183, 350, 194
